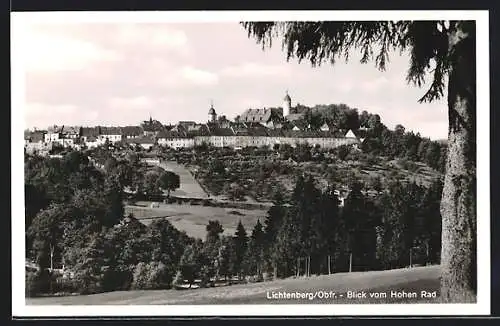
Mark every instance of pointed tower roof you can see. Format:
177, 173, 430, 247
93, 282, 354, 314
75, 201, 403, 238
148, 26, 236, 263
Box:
283, 90, 291, 102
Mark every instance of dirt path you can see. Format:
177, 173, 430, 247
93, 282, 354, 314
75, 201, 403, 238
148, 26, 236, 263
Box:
156, 161, 209, 199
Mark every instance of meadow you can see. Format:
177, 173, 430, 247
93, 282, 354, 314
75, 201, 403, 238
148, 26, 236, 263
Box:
125, 202, 267, 239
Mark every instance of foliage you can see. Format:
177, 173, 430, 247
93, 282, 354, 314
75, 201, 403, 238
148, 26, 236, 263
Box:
131, 261, 170, 290
157, 171, 181, 197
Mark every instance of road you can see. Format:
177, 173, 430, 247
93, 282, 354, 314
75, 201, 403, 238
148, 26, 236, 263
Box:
27, 265, 441, 305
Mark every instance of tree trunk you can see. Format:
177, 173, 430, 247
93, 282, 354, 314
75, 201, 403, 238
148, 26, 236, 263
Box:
50, 244, 54, 272
440, 21, 476, 303
328, 255, 331, 275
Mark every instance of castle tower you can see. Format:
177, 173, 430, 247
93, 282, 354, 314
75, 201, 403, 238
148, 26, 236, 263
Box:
208, 101, 217, 122
283, 90, 292, 118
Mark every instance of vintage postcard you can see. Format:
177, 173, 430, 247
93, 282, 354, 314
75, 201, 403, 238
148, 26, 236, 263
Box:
11, 10, 490, 317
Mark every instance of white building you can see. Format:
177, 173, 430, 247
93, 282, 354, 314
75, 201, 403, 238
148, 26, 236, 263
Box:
100, 127, 122, 143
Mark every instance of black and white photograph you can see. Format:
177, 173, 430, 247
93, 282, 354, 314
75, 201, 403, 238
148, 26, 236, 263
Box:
11, 10, 490, 317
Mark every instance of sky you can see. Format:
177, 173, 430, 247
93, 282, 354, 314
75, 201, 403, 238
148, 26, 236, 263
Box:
17, 20, 449, 140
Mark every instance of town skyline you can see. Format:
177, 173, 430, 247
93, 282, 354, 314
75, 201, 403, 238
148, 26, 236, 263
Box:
18, 22, 448, 140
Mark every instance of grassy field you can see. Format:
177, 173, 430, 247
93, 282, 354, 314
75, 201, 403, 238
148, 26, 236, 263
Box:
125, 202, 267, 239
26, 265, 443, 305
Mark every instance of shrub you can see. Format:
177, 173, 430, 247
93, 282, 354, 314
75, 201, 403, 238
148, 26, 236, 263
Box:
25, 270, 48, 297
199, 266, 212, 288
262, 272, 273, 282
101, 268, 134, 292
52, 277, 81, 294
172, 270, 184, 289
131, 261, 171, 290
72, 270, 103, 295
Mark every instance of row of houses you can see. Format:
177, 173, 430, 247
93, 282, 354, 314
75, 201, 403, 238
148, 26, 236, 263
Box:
25, 121, 365, 152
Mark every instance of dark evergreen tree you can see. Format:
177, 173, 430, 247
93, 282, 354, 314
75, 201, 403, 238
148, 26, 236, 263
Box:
246, 219, 266, 278
233, 221, 248, 279
342, 182, 377, 271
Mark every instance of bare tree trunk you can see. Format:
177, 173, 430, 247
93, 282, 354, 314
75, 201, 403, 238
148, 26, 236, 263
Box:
426, 241, 430, 266
440, 21, 476, 303
50, 244, 54, 272
328, 255, 331, 275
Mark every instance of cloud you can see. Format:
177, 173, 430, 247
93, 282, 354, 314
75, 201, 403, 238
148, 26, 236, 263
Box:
332, 81, 355, 93
21, 28, 121, 73
237, 98, 264, 109
25, 102, 99, 128
108, 96, 153, 110
174, 66, 219, 86
113, 24, 191, 55
26, 102, 78, 116
360, 76, 390, 93
221, 62, 291, 78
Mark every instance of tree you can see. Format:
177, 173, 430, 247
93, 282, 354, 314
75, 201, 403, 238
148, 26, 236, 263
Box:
209, 159, 226, 175
157, 171, 180, 198
233, 221, 248, 279
420, 178, 444, 264
273, 209, 301, 278
146, 218, 189, 286
178, 243, 202, 288
27, 204, 69, 270
242, 20, 476, 302
219, 235, 237, 280
142, 170, 162, 198
102, 174, 124, 227
204, 220, 225, 280
342, 182, 377, 271
227, 183, 245, 201
336, 145, 350, 161
246, 219, 266, 278
264, 191, 286, 245
104, 156, 118, 172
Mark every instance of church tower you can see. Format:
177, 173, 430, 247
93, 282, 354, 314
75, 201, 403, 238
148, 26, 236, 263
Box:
208, 101, 217, 122
283, 90, 292, 118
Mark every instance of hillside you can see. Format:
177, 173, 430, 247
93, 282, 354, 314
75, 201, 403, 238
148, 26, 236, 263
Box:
175, 147, 443, 204
27, 265, 441, 305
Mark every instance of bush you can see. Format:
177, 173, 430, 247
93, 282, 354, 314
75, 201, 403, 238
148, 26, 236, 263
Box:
131, 261, 171, 290
262, 272, 273, 282
199, 266, 212, 288
172, 270, 184, 289
25, 270, 47, 297
52, 277, 81, 294
72, 270, 103, 295
101, 268, 134, 292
